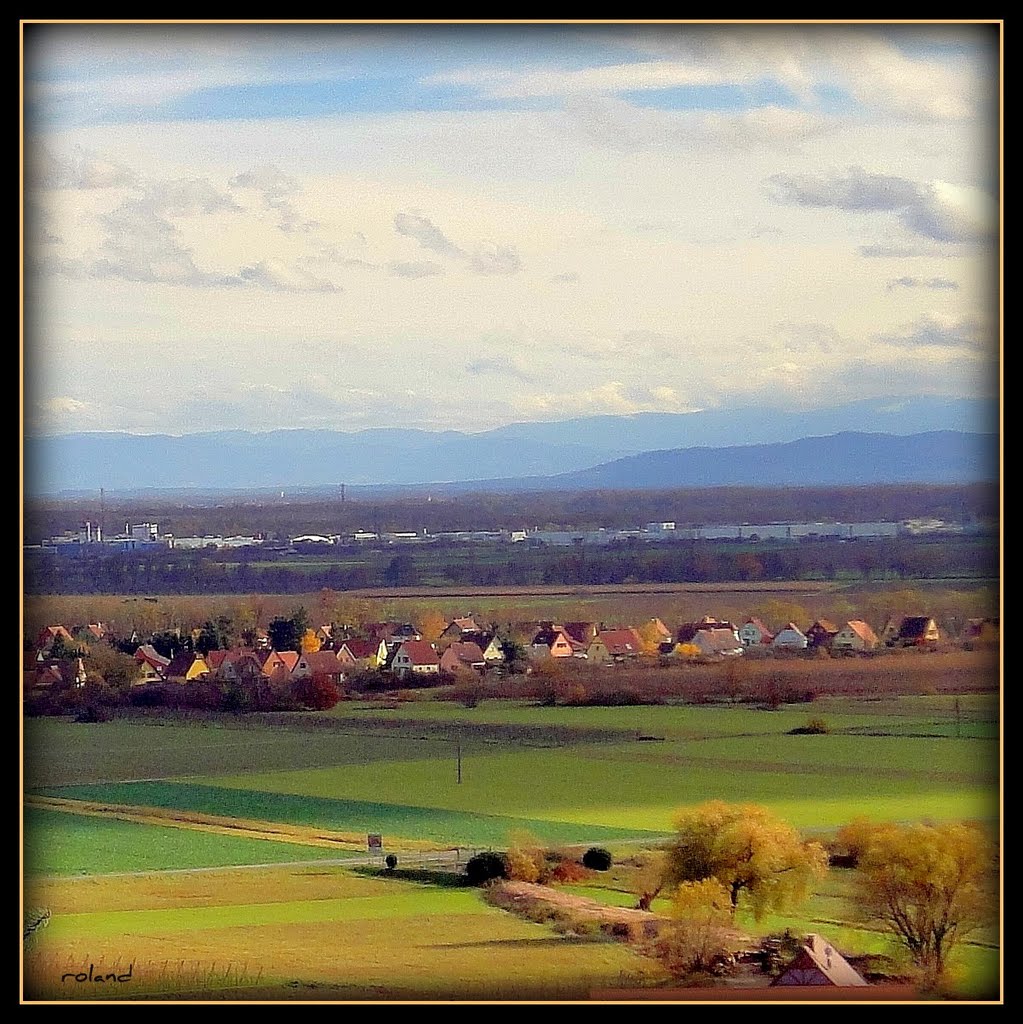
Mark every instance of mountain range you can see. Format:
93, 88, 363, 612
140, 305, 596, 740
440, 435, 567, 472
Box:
24, 396, 999, 496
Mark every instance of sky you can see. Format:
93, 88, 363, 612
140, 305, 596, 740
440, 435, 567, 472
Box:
22, 21, 1001, 437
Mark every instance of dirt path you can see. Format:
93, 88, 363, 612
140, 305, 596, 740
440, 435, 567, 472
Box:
27, 795, 449, 853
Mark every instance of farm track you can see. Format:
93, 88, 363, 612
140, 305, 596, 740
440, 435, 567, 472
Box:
26, 796, 450, 854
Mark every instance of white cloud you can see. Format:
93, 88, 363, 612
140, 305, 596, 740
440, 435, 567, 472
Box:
886, 276, 959, 292
766, 167, 997, 243
394, 210, 464, 257
237, 259, 339, 293
469, 242, 523, 276
42, 396, 88, 414
28, 145, 139, 190
388, 260, 445, 278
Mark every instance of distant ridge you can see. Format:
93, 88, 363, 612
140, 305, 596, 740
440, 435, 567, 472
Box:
24, 396, 997, 495
26, 428, 997, 498
519, 430, 997, 490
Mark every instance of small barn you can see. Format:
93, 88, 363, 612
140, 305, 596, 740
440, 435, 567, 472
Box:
772, 934, 868, 988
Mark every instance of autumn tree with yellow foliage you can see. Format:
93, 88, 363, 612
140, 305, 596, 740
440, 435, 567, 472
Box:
845, 819, 997, 984
299, 629, 322, 654
663, 801, 828, 920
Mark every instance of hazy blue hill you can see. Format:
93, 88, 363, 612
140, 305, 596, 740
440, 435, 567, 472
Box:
535, 430, 998, 490
24, 396, 997, 495
484, 396, 998, 452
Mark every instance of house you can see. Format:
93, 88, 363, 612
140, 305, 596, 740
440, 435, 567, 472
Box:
390, 640, 441, 679
367, 622, 423, 645
560, 621, 598, 646
440, 616, 480, 640
262, 650, 300, 686
692, 628, 745, 658
291, 649, 348, 685
806, 619, 839, 649
71, 622, 108, 643
164, 651, 210, 683
880, 618, 902, 646
132, 660, 164, 686
586, 629, 642, 664
204, 649, 231, 675
528, 627, 574, 659
365, 622, 401, 642
216, 650, 265, 685
738, 618, 774, 647
772, 623, 809, 650
256, 649, 302, 678
439, 641, 487, 674
37, 625, 74, 652
676, 617, 738, 644
644, 618, 673, 643
26, 657, 87, 695
832, 620, 880, 652
133, 644, 171, 677
891, 616, 941, 647
967, 617, 1000, 644
772, 934, 868, 988
340, 638, 389, 670
458, 632, 505, 664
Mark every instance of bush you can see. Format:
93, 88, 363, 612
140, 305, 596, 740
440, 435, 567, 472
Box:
549, 859, 592, 884
789, 716, 831, 735
392, 689, 425, 702
506, 832, 549, 882
129, 684, 170, 708
73, 703, 110, 723
465, 851, 509, 885
385, 854, 398, 871
451, 678, 486, 708
582, 847, 613, 871
291, 674, 341, 710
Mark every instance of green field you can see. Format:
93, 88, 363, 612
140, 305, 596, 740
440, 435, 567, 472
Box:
23, 808, 346, 877
23, 697, 1001, 1000
24, 867, 667, 1000
187, 732, 996, 832
324, 692, 1002, 740
23, 717, 461, 789
35, 781, 657, 848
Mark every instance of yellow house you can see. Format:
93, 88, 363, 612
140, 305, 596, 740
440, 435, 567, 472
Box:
165, 651, 210, 682
832, 620, 880, 652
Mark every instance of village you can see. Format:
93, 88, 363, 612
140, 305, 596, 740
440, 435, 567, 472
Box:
25, 607, 996, 706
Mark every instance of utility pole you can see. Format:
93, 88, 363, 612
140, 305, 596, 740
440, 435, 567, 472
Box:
954, 697, 962, 739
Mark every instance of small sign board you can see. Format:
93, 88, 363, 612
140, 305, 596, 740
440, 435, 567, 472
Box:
367, 833, 383, 851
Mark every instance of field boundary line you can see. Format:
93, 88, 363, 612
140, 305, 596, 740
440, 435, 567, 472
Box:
26, 796, 450, 854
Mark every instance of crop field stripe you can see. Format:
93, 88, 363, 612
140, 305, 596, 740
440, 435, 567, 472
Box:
23, 808, 344, 877
45, 889, 487, 940
34, 781, 663, 846
25, 796, 449, 853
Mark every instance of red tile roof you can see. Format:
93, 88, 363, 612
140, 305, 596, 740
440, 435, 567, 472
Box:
441, 641, 486, 667
597, 629, 642, 656
396, 640, 440, 666
344, 639, 382, 660
844, 620, 879, 645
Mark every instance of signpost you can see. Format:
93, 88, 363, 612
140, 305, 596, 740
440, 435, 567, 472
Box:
367, 833, 383, 861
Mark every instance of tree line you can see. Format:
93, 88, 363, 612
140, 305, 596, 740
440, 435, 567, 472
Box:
24, 533, 997, 595
24, 482, 996, 543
